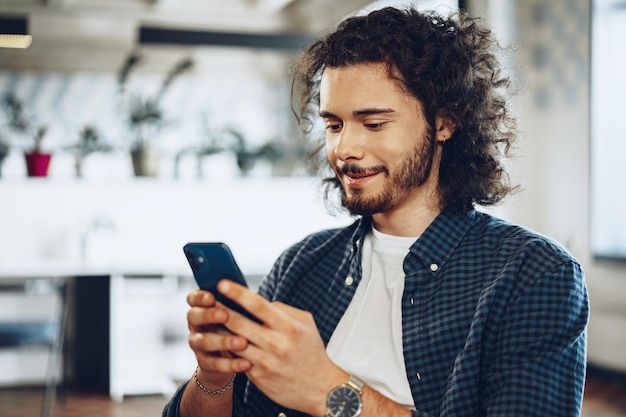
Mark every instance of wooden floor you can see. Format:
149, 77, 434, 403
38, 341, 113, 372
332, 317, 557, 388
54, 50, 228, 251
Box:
581, 367, 626, 417
0, 366, 625, 417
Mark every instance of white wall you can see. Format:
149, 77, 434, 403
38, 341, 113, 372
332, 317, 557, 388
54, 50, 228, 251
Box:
471, 0, 626, 371
0, 177, 352, 276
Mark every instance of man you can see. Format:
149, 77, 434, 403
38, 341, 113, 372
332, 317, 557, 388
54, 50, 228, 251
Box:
163, 6, 588, 417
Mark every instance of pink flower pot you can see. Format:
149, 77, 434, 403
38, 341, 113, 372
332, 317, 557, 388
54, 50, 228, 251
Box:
24, 152, 52, 177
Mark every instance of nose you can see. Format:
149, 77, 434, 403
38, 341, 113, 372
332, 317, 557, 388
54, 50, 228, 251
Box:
333, 125, 364, 162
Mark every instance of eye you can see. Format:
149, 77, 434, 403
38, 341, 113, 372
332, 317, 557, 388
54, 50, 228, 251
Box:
365, 122, 386, 131
325, 121, 343, 132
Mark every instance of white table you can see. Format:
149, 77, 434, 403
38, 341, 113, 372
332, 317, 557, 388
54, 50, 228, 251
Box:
0, 262, 190, 401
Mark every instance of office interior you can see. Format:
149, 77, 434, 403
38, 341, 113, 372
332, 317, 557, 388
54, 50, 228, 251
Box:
0, 0, 625, 414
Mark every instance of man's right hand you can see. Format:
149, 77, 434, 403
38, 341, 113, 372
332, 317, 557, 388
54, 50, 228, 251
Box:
187, 288, 253, 376
180, 288, 253, 417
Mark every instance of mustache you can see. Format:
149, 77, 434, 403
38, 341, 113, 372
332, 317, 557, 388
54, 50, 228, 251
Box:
336, 164, 387, 176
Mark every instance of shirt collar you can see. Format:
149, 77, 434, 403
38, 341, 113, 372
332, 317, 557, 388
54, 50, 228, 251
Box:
409, 208, 476, 276
350, 209, 476, 273
350, 216, 372, 260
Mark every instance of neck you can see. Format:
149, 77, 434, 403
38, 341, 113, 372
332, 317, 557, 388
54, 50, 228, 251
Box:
371, 187, 442, 237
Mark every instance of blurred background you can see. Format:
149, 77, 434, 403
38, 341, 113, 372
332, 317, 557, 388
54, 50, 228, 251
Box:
0, 0, 625, 415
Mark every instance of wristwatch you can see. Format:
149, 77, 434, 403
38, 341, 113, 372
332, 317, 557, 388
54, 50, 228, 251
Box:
325, 375, 365, 417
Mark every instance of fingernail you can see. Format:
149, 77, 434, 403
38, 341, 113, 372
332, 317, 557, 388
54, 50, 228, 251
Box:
219, 280, 230, 292
236, 359, 251, 372
231, 337, 244, 349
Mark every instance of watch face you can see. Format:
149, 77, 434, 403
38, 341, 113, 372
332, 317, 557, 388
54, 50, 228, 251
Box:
327, 385, 362, 417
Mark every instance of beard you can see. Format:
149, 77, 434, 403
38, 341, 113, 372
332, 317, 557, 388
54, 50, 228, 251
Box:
337, 131, 436, 216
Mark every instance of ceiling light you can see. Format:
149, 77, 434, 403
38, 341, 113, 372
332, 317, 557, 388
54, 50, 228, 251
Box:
254, 0, 297, 13
0, 34, 32, 49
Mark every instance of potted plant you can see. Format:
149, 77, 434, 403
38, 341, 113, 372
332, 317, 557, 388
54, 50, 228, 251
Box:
0, 93, 52, 177
173, 115, 282, 178
24, 126, 50, 177
173, 113, 226, 178
0, 131, 9, 177
221, 127, 282, 176
117, 54, 193, 177
63, 125, 115, 177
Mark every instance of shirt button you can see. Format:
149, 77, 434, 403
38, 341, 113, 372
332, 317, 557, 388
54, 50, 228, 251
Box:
429, 263, 439, 272
345, 276, 354, 286
278, 413, 287, 417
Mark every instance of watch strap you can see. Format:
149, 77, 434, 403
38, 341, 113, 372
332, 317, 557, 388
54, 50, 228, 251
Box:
346, 374, 365, 394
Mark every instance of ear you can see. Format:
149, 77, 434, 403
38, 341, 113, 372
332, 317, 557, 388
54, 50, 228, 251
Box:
434, 113, 457, 143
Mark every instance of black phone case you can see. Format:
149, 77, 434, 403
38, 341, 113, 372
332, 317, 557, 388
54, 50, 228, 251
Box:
183, 242, 260, 323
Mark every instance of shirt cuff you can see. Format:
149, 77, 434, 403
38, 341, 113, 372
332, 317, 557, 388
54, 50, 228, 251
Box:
162, 380, 190, 417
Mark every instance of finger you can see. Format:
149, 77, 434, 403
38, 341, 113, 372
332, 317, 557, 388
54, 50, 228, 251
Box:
197, 352, 252, 374
189, 330, 249, 354
187, 305, 229, 331
190, 331, 253, 374
187, 289, 216, 307
217, 280, 278, 326
217, 303, 296, 367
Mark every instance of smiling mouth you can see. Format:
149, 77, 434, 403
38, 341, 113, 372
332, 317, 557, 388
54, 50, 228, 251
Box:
345, 172, 378, 182
337, 165, 385, 186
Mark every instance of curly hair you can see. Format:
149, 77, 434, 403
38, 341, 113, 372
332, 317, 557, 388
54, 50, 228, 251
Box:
291, 6, 518, 213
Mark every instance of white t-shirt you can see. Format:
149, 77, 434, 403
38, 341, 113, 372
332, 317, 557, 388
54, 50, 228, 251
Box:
326, 227, 416, 410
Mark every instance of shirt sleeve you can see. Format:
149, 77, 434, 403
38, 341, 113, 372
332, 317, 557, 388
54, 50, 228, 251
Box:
162, 381, 188, 417
481, 259, 589, 417
162, 375, 248, 417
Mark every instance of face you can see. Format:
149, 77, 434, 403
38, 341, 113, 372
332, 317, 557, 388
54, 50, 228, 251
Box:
320, 63, 440, 216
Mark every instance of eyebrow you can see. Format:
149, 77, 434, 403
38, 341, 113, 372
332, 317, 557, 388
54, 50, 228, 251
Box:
319, 108, 396, 118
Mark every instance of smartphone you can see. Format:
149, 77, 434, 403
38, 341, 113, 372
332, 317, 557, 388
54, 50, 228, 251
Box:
183, 242, 261, 323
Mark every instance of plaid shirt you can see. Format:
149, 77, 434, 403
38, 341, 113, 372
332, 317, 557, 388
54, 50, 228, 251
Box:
163, 208, 588, 417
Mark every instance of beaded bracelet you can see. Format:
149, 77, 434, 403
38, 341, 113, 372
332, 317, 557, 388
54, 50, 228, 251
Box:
193, 367, 236, 396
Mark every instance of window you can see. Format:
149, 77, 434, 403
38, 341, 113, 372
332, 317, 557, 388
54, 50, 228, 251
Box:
590, 0, 626, 260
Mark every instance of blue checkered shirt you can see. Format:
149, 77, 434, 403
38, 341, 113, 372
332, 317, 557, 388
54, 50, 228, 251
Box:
163, 208, 588, 417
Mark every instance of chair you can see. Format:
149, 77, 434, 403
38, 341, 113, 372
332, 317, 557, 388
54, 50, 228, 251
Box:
0, 277, 68, 417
